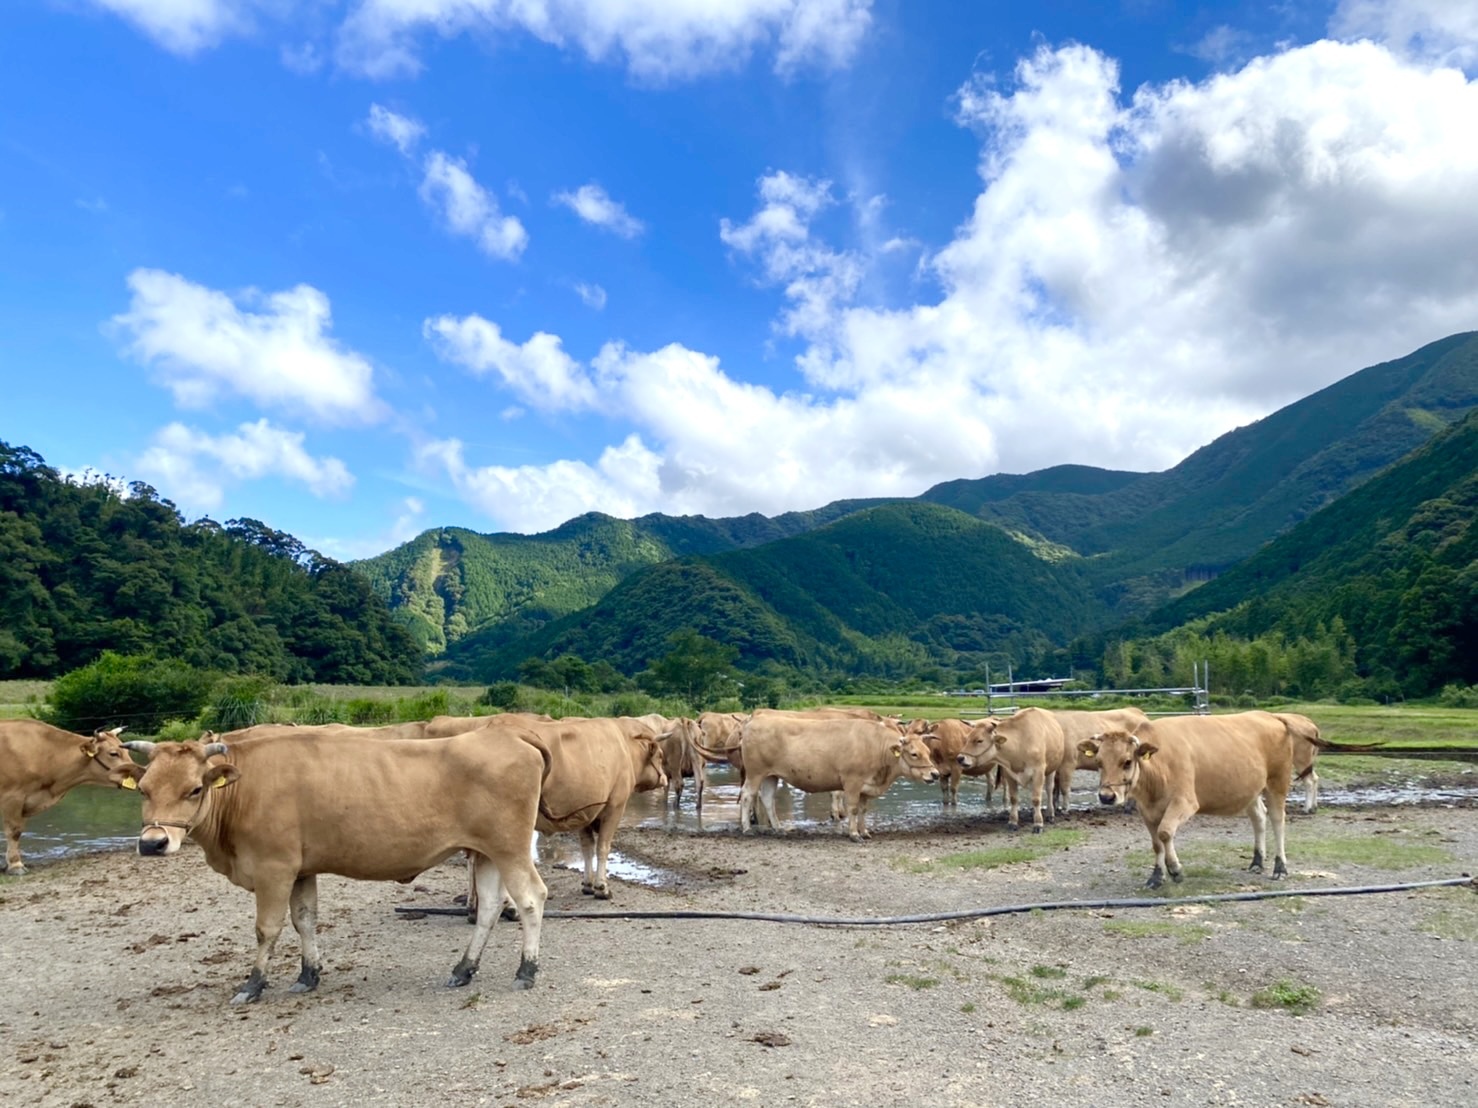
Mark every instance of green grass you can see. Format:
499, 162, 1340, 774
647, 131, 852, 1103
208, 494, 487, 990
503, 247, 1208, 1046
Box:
995, 974, 1079, 1009
911, 829, 1088, 872
1421, 889, 1478, 941
1278, 702, 1478, 751
1250, 980, 1320, 1015
1132, 980, 1184, 1002
1295, 834, 1455, 870
1029, 964, 1068, 979
884, 974, 940, 990
1102, 920, 1212, 944
1134, 1026, 1154, 1037
1311, 754, 1474, 786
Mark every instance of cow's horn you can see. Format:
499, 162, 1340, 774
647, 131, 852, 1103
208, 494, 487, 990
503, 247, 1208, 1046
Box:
123, 740, 157, 755
202, 742, 229, 758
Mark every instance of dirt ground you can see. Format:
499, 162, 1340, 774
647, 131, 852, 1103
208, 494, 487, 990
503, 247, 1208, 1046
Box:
2, 793, 1475, 1108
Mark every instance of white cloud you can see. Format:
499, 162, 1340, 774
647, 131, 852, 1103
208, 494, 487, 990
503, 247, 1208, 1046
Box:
1332, 0, 1478, 68
423, 34, 1478, 533
424, 313, 597, 412
366, 103, 426, 155
575, 282, 608, 310
112, 269, 385, 425
86, 0, 254, 55
720, 171, 865, 346
553, 183, 645, 237
419, 152, 528, 260
137, 419, 354, 511
336, 0, 873, 81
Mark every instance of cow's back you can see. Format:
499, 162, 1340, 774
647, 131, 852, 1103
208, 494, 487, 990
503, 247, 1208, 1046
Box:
1135, 713, 1292, 815
741, 716, 889, 792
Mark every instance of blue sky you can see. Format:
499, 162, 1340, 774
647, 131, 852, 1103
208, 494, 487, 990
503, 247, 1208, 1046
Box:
3, 1, 1476, 558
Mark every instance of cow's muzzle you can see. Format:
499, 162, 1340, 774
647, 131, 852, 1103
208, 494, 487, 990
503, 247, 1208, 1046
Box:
1098, 791, 1120, 807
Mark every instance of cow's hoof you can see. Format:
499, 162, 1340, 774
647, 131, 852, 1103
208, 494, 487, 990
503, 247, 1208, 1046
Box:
580, 883, 594, 896
1273, 860, 1288, 880
446, 960, 477, 988
289, 962, 321, 993
848, 834, 864, 843
230, 971, 268, 1005
453, 893, 468, 906
1145, 868, 1164, 890
1169, 869, 1184, 884
1032, 825, 1043, 835
3, 863, 24, 876
593, 886, 612, 901
514, 957, 538, 990
500, 904, 520, 922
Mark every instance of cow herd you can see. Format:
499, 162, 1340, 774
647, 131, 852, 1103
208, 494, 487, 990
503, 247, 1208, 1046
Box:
0, 704, 1329, 1003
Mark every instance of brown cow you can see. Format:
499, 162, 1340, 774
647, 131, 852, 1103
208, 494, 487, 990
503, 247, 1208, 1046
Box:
695, 711, 748, 777
1078, 711, 1294, 888
1272, 712, 1325, 813
423, 712, 552, 737
1, 722, 135, 875
957, 708, 1070, 833
655, 717, 706, 810
518, 718, 668, 900
1055, 707, 1152, 813
121, 731, 550, 1003
737, 717, 939, 841
906, 718, 999, 810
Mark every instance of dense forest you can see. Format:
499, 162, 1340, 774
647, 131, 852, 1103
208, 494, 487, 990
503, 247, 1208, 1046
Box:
0, 442, 420, 684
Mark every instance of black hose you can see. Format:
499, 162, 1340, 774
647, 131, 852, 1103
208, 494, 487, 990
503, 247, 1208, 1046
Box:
395, 874, 1474, 926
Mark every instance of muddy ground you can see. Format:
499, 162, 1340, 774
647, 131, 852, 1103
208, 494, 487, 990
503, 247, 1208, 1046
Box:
2, 792, 1475, 1108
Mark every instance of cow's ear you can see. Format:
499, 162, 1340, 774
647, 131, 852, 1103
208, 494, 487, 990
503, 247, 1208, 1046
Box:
1078, 739, 1099, 760
1135, 743, 1159, 762
992, 732, 1009, 747
888, 742, 902, 759
109, 763, 142, 790
204, 764, 241, 790
80, 739, 101, 759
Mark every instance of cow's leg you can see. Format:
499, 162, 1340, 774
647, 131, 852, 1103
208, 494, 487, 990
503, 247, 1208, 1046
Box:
1153, 798, 1198, 883
576, 825, 599, 895
738, 779, 757, 833
499, 855, 547, 989
1302, 768, 1319, 814
1004, 776, 1021, 831
1028, 769, 1047, 834
830, 791, 846, 822
854, 794, 873, 841
448, 855, 506, 988
234, 873, 294, 1004
694, 759, 707, 813
1144, 819, 1168, 888
1246, 795, 1269, 873
758, 777, 781, 832
2, 805, 27, 875
843, 790, 865, 841
1267, 785, 1290, 879
590, 804, 626, 900
287, 875, 323, 994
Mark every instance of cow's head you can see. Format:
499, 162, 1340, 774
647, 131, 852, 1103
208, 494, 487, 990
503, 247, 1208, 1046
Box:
956, 718, 1003, 769
78, 727, 144, 790
895, 731, 940, 784
629, 735, 668, 793
1077, 729, 1154, 807
123, 738, 239, 855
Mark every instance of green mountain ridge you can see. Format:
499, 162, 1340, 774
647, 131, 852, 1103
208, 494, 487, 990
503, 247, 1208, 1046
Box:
357, 332, 1478, 684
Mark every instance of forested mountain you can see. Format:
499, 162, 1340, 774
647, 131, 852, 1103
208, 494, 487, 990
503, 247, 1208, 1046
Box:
364, 332, 1478, 678
438, 502, 1100, 682
0, 442, 420, 683
355, 499, 886, 655
1131, 410, 1478, 695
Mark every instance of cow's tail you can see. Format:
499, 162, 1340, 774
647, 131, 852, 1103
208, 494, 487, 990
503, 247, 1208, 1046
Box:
1275, 713, 1384, 753
689, 735, 739, 764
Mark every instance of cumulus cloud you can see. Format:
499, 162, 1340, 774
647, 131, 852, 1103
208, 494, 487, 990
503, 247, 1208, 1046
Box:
553, 183, 645, 238
424, 33, 1478, 532
366, 102, 426, 155
112, 269, 384, 425
336, 0, 873, 81
424, 313, 597, 412
85, 0, 254, 55
419, 152, 529, 261
137, 419, 354, 511
1332, 0, 1478, 68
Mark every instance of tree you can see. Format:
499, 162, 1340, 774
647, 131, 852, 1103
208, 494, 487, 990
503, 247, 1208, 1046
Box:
642, 629, 738, 707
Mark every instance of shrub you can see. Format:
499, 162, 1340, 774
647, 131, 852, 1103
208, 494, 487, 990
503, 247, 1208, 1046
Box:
344, 697, 394, 725
47, 652, 216, 735
203, 675, 275, 732
480, 682, 522, 711
609, 691, 659, 718
395, 689, 450, 722
1437, 683, 1478, 709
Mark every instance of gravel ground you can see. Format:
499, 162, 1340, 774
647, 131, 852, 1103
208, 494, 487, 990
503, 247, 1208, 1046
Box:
1, 796, 1475, 1108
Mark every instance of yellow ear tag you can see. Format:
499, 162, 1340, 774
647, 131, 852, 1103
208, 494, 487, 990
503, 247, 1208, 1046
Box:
212, 776, 229, 788
892, 748, 901, 758
120, 777, 138, 791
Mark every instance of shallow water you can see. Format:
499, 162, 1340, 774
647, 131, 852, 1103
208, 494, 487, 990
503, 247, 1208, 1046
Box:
20, 761, 1478, 887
